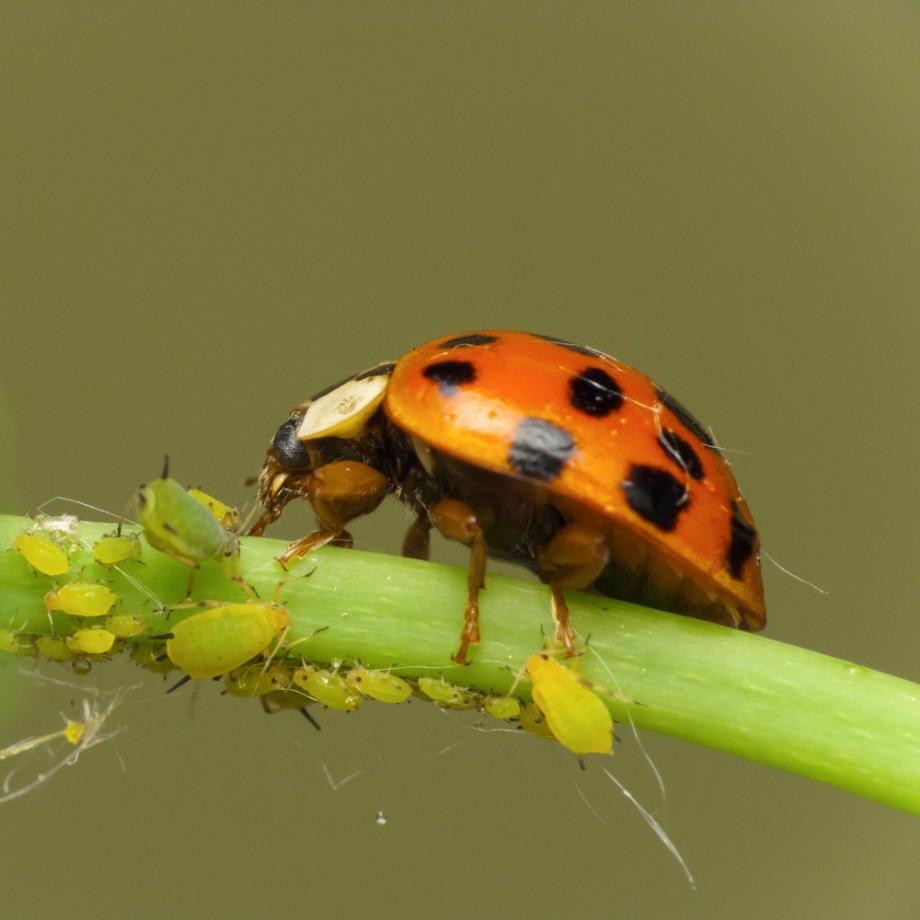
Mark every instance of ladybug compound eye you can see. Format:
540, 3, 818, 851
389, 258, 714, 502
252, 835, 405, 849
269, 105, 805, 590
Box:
295, 371, 390, 442
272, 417, 313, 471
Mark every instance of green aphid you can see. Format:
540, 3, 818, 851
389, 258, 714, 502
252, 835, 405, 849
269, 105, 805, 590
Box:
137, 461, 234, 566
136, 458, 245, 597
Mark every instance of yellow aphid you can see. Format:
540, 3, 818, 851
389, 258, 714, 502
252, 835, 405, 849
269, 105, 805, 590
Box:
517, 701, 556, 741
104, 614, 147, 638
36, 636, 76, 662
292, 665, 362, 711
93, 533, 142, 566
261, 688, 315, 715
66, 628, 116, 655
526, 652, 613, 756
0, 629, 35, 657
417, 676, 480, 709
345, 666, 413, 704
483, 695, 521, 720
14, 532, 69, 577
63, 721, 86, 745
44, 582, 117, 617
129, 640, 175, 674
224, 663, 291, 699
166, 602, 289, 680
188, 488, 241, 530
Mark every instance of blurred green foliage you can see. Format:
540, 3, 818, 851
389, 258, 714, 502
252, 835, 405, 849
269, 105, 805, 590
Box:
0, 390, 16, 723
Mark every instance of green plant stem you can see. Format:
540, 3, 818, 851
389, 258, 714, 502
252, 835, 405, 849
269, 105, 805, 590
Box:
1, 513, 919, 816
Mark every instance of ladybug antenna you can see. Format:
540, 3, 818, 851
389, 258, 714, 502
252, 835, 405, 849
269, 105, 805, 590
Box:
161, 454, 170, 480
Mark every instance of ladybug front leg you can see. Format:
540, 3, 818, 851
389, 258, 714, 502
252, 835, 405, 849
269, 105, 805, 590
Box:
536, 524, 609, 655
275, 461, 389, 567
428, 499, 487, 665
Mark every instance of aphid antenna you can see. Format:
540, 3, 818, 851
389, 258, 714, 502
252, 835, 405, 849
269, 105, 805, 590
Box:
109, 564, 166, 614
237, 495, 264, 535
34, 496, 137, 528
283, 625, 328, 658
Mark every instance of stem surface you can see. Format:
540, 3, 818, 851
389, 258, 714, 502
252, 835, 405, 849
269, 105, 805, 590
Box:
1, 513, 918, 816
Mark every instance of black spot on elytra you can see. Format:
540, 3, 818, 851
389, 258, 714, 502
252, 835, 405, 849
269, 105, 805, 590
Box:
658, 429, 704, 481
273, 416, 312, 470
655, 386, 718, 452
355, 362, 395, 380
508, 418, 575, 480
422, 360, 476, 395
622, 465, 689, 532
727, 501, 757, 579
438, 334, 499, 349
569, 367, 623, 417
532, 333, 611, 360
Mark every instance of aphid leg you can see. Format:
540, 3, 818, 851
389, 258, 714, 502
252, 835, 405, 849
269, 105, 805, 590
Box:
166, 674, 193, 694
223, 544, 259, 601
275, 461, 389, 567
401, 513, 432, 561
184, 564, 200, 599
429, 499, 487, 664
536, 524, 609, 656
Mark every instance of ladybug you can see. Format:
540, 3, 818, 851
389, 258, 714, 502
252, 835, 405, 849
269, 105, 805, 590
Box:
250, 330, 764, 664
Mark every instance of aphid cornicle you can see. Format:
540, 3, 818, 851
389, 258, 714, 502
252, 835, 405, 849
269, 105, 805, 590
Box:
251, 331, 765, 664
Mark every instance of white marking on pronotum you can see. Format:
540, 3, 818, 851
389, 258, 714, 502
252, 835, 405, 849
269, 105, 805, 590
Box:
297, 375, 390, 441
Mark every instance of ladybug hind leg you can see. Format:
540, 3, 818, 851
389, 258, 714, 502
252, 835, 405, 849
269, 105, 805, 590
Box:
275, 461, 389, 568
536, 523, 610, 655
401, 512, 432, 560
429, 499, 487, 665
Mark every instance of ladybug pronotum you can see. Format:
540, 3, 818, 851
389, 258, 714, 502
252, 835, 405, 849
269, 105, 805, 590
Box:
250, 331, 765, 664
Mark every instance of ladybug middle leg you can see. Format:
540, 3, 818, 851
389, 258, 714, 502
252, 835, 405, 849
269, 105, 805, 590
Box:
275, 461, 389, 568
428, 498, 486, 665
536, 523, 609, 655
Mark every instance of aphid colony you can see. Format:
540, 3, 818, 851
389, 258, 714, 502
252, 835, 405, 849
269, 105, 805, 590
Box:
1, 473, 617, 757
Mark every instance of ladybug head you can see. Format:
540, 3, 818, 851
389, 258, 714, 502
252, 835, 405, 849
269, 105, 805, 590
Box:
249, 363, 395, 534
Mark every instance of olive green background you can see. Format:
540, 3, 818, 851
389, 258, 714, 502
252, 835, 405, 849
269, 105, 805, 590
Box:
2, 3, 919, 918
